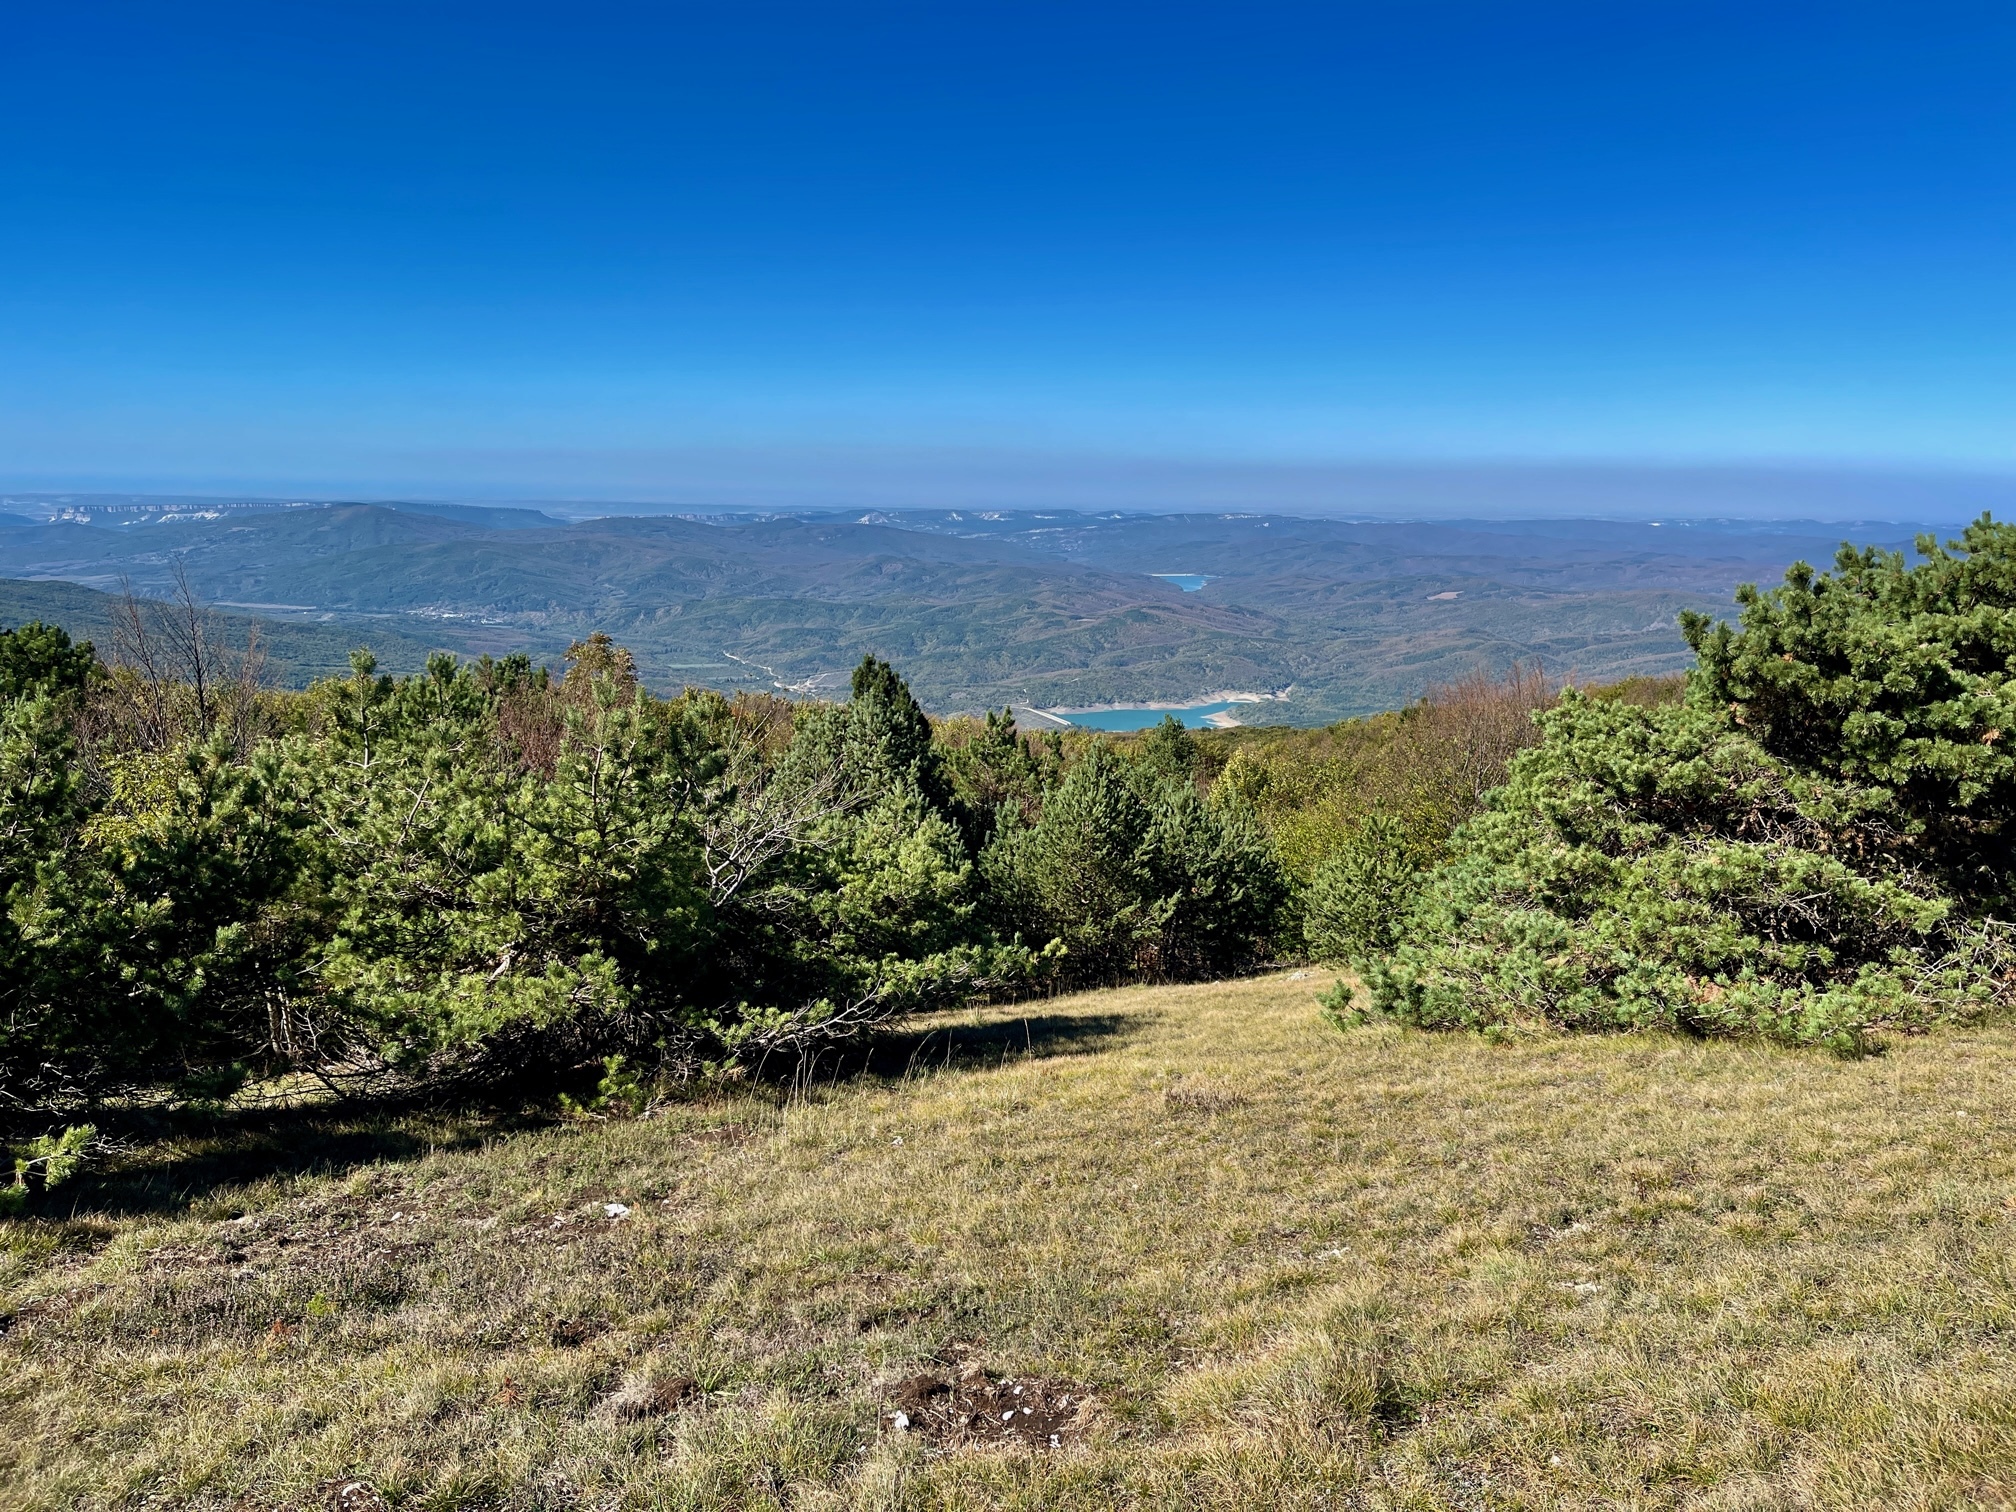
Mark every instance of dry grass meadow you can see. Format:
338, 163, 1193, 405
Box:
6, 973, 2016, 1510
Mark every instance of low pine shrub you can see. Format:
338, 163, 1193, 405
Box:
982, 742, 1285, 987
1371, 517, 2016, 1049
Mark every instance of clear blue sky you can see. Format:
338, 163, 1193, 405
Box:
6, 2, 2016, 504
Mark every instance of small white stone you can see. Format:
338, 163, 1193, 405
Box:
1002, 1410, 1015, 1420
891, 1411, 909, 1431
603, 1203, 631, 1219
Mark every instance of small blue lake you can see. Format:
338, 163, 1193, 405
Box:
1061, 701, 1239, 731
1151, 573, 1210, 592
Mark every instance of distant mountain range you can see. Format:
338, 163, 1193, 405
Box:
0, 496, 1925, 721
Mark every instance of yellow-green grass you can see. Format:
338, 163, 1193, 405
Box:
7, 975, 2016, 1510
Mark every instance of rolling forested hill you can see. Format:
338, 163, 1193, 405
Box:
0, 497, 1921, 719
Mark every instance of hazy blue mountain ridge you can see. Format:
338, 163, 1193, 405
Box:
0, 502, 1917, 721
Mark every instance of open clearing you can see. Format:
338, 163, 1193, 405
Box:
6, 974, 2016, 1510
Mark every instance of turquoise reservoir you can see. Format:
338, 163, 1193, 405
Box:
1062, 701, 1238, 731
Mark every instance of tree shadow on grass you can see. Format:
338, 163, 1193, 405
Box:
26, 1008, 1143, 1222
774, 1008, 1144, 1089
34, 1107, 525, 1222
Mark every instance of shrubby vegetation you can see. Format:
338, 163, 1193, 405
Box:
0, 619, 1281, 1129
9, 516, 2014, 1140
1354, 517, 2016, 1049
982, 738, 1283, 985
1193, 663, 1602, 953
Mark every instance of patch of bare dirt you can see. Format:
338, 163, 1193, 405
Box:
884, 1362, 1094, 1450
600, 1372, 700, 1420
315, 1478, 387, 1512
548, 1315, 609, 1348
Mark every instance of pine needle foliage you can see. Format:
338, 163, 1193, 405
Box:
0, 642, 1066, 1123
1370, 517, 2016, 1049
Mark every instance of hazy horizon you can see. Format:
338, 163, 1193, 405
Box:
7, 458, 2015, 529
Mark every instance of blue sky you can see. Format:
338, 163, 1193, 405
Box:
6, 2, 2016, 507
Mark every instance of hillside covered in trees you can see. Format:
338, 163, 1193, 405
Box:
0, 499, 1901, 721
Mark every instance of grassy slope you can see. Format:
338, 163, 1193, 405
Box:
6, 976, 2016, 1510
